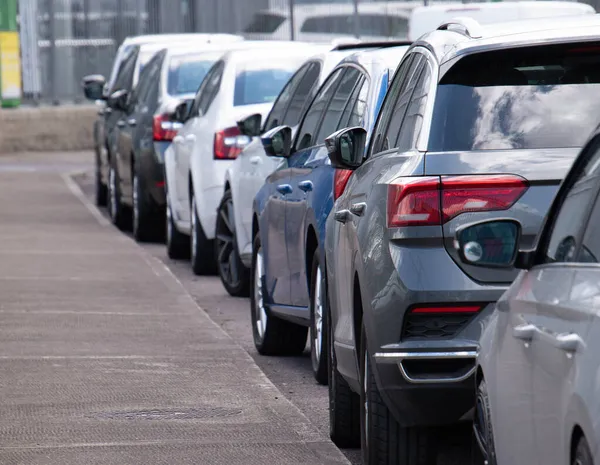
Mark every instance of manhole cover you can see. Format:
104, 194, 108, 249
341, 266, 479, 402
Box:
94, 407, 242, 420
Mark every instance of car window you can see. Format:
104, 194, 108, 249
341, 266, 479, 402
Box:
300, 14, 408, 37
198, 61, 224, 116
190, 63, 219, 118
344, 75, 369, 129
143, 58, 163, 113
295, 68, 344, 151
370, 54, 423, 155
263, 63, 309, 132
167, 54, 218, 96
282, 62, 322, 128
579, 193, 600, 263
542, 139, 600, 264
395, 61, 432, 152
233, 59, 301, 107
430, 42, 600, 151
132, 55, 158, 107
316, 67, 362, 143
111, 48, 138, 94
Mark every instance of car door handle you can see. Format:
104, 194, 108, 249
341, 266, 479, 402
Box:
185, 134, 196, 143
350, 202, 366, 216
549, 333, 583, 352
249, 155, 261, 165
298, 180, 313, 192
276, 184, 292, 195
116, 120, 126, 128
513, 323, 536, 342
334, 209, 351, 223
127, 118, 136, 126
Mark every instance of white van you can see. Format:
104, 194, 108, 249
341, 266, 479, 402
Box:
408, 1, 596, 41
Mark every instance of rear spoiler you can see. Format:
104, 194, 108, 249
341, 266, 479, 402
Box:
332, 40, 412, 51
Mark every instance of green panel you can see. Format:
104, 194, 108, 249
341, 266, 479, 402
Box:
0, 0, 18, 31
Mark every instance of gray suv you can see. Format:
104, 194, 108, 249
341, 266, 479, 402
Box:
323, 14, 600, 464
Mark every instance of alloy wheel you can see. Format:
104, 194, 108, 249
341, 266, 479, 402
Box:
313, 267, 323, 363
216, 198, 240, 288
109, 166, 117, 220
166, 195, 173, 246
363, 347, 369, 454
254, 246, 268, 340
132, 174, 139, 234
190, 195, 197, 261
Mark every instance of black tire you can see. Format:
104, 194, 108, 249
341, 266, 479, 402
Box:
573, 435, 593, 465
360, 325, 437, 465
473, 379, 497, 465
95, 153, 108, 207
190, 191, 216, 275
250, 233, 307, 356
132, 170, 161, 243
215, 190, 250, 296
165, 182, 189, 260
310, 249, 328, 385
328, 299, 360, 448
108, 161, 129, 231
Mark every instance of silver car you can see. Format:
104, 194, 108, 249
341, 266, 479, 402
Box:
454, 122, 600, 465
323, 14, 600, 463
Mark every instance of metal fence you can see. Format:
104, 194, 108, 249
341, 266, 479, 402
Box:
18, 0, 600, 104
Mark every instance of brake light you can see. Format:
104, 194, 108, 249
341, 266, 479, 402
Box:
214, 126, 249, 160
410, 305, 482, 314
387, 175, 528, 228
153, 114, 180, 142
334, 169, 353, 200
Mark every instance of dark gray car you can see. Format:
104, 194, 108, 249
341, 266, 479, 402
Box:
454, 123, 600, 465
323, 14, 600, 464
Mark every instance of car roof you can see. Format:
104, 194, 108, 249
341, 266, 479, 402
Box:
415, 12, 600, 65
341, 45, 411, 73
122, 33, 243, 46
219, 42, 330, 63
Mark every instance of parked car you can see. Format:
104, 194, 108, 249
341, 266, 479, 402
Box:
108, 43, 238, 241
163, 42, 324, 274
453, 125, 600, 465
408, 1, 595, 40
218, 41, 402, 297
81, 33, 243, 209
250, 43, 409, 385
322, 14, 600, 463
243, 2, 414, 42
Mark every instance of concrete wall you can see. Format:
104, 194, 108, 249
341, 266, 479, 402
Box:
0, 105, 96, 154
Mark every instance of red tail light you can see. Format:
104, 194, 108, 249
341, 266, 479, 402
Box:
334, 169, 353, 200
387, 175, 528, 228
410, 305, 482, 314
153, 114, 180, 142
214, 126, 249, 160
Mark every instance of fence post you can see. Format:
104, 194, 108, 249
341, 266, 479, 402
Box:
288, 0, 295, 41
48, 0, 58, 104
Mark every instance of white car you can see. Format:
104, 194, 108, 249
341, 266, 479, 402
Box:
164, 42, 323, 275
243, 2, 414, 42
216, 41, 395, 296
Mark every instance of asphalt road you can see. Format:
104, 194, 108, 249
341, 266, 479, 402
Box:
70, 152, 479, 465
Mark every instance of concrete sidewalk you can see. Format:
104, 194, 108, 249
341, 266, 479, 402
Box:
0, 153, 350, 465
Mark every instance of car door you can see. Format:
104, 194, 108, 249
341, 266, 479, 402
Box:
237, 61, 316, 249
515, 138, 600, 465
173, 61, 224, 225
287, 67, 364, 308
271, 67, 344, 308
331, 54, 420, 354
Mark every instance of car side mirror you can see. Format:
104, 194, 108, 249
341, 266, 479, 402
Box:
82, 74, 106, 101
237, 113, 263, 137
261, 125, 292, 158
454, 219, 522, 268
108, 89, 129, 111
173, 98, 194, 123
324, 126, 367, 170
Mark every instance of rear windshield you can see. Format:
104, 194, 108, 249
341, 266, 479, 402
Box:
243, 13, 286, 33
429, 43, 600, 151
168, 55, 216, 96
233, 59, 300, 107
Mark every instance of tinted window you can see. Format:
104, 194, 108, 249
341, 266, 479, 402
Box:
135, 54, 162, 110
579, 193, 600, 263
395, 62, 431, 152
295, 68, 344, 151
316, 68, 362, 143
198, 61, 224, 115
430, 43, 600, 152
345, 76, 369, 128
283, 62, 321, 127
300, 14, 408, 37
371, 54, 423, 155
544, 140, 600, 263
167, 55, 217, 96
263, 64, 309, 132
112, 48, 138, 94
244, 12, 286, 33
190, 62, 221, 118
234, 60, 300, 107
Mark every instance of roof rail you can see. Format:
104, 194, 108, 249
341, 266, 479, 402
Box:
332, 40, 412, 51
437, 17, 483, 39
